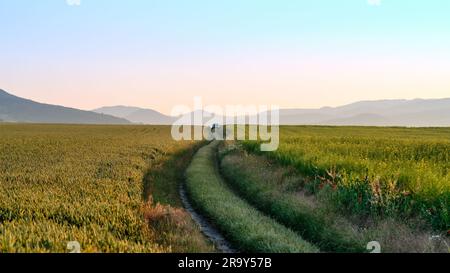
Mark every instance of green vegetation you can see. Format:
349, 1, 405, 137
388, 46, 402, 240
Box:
0, 124, 212, 253
2, 124, 448, 253
219, 145, 365, 252
242, 126, 450, 231
219, 143, 449, 252
142, 142, 215, 252
185, 141, 319, 253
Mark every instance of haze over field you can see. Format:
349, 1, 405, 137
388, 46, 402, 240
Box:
1, 89, 449, 126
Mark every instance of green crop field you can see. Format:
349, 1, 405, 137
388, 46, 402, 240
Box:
1, 124, 448, 253
243, 126, 450, 231
0, 124, 212, 253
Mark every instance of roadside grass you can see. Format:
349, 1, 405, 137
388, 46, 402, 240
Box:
185, 141, 319, 253
219, 142, 449, 253
242, 126, 450, 231
142, 142, 215, 253
219, 143, 364, 253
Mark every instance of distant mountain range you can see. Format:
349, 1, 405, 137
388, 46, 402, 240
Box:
1, 89, 449, 126
0, 89, 130, 124
276, 98, 450, 126
93, 106, 174, 125
93, 107, 223, 125
98, 99, 450, 127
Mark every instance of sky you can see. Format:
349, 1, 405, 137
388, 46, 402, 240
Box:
1, 0, 450, 114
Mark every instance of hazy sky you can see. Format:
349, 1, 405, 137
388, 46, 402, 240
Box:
1, 0, 449, 114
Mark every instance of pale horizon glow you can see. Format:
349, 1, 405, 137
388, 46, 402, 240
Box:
1, 0, 450, 115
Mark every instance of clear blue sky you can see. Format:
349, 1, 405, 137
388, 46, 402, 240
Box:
1, 0, 449, 113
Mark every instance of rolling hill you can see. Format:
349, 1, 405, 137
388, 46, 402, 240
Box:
277, 98, 450, 126
95, 98, 450, 127
93, 106, 175, 125
0, 89, 130, 124
3, 88, 449, 126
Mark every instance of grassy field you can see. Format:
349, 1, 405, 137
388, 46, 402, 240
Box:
220, 143, 449, 252
219, 144, 364, 252
1, 124, 448, 253
242, 126, 450, 231
0, 124, 213, 253
185, 141, 318, 253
